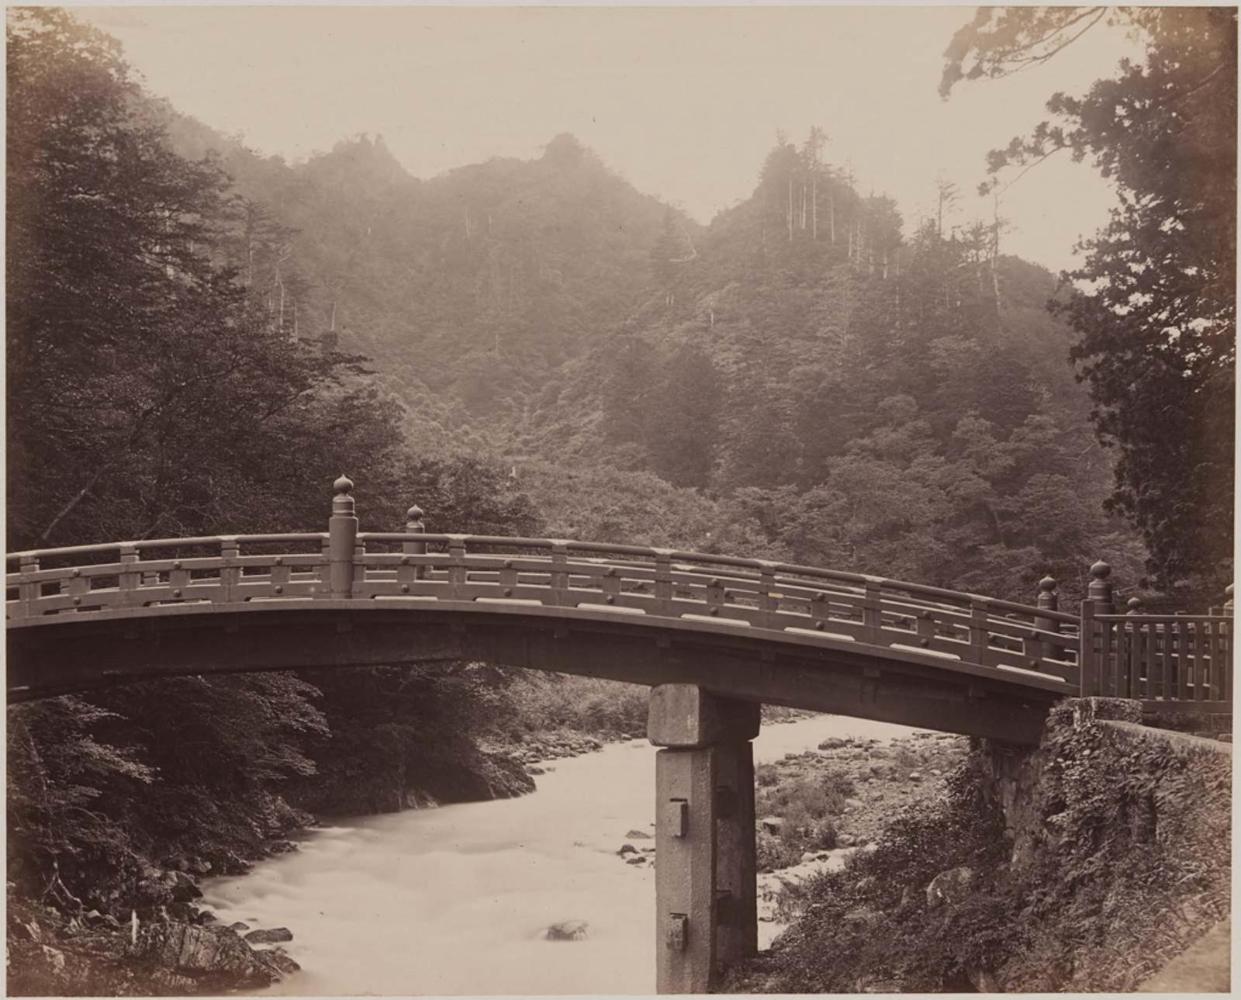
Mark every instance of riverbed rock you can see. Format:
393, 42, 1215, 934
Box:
618, 843, 638, 856
926, 866, 975, 909
40, 945, 67, 975
245, 927, 293, 945
625, 829, 653, 839
256, 946, 301, 975
228, 922, 250, 933
544, 920, 589, 941
131, 921, 279, 990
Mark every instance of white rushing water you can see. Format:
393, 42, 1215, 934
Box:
202, 714, 920, 996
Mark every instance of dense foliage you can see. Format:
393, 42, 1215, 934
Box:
143, 94, 1154, 603
943, 7, 1236, 597
6, 10, 405, 549
4, 10, 545, 943
740, 705, 1231, 993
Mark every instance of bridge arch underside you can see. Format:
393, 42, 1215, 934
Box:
8, 603, 1060, 743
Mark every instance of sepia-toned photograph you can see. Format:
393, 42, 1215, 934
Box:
5, 4, 1235, 996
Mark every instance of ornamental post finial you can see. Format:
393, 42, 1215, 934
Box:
1087, 560, 1113, 613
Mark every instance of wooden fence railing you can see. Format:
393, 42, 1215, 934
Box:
5, 477, 1233, 710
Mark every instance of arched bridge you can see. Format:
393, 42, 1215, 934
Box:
7, 477, 1231, 732
7, 477, 1231, 992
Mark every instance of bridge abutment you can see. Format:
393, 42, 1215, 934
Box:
648, 684, 760, 994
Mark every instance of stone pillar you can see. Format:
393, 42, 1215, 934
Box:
648, 684, 760, 994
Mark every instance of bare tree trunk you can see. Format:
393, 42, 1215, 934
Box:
812, 174, 818, 241
787, 177, 793, 242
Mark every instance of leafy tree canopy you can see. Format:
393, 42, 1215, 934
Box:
942, 6, 1236, 596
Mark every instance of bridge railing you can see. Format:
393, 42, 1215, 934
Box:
1082, 608, 1232, 708
7, 477, 1232, 708
347, 531, 1081, 686
6, 534, 330, 620
1077, 564, 1233, 712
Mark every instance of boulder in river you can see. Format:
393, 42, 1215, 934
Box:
544, 920, 589, 941
617, 843, 638, 856
625, 829, 653, 839
245, 927, 293, 945
256, 946, 301, 975
131, 921, 279, 990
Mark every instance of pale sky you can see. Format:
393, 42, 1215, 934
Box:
73, 4, 1146, 272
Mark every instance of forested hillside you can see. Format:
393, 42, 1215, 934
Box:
155, 113, 1146, 602
158, 114, 683, 456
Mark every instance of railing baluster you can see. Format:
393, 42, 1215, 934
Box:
969, 599, 989, 665
17, 554, 39, 618
862, 582, 883, 644
447, 537, 468, 597
1191, 621, 1205, 701
119, 544, 141, 606
1222, 617, 1232, 704
551, 542, 571, 608
219, 538, 240, 603
653, 551, 673, 615
602, 566, 622, 606
270, 555, 290, 596
404, 505, 427, 583
1079, 601, 1097, 696
758, 563, 778, 629
67, 566, 89, 611
1143, 616, 1157, 700
1124, 598, 1141, 698
1176, 617, 1191, 701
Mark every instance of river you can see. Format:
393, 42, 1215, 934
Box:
202, 714, 921, 996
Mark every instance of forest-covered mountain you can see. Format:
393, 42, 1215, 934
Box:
160, 112, 685, 456
157, 115, 1145, 600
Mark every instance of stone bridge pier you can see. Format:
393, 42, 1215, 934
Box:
648, 684, 760, 993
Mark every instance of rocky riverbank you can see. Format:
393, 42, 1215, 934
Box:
728, 701, 1233, 994
7, 739, 537, 997
608, 728, 969, 939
